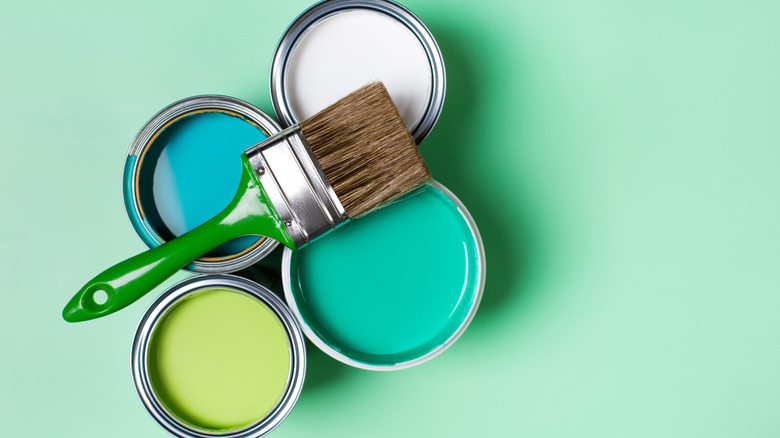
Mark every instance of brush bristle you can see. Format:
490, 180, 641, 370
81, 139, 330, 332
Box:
299, 82, 431, 218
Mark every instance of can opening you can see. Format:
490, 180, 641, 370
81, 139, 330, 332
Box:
283, 182, 484, 370
132, 276, 306, 438
146, 288, 291, 432
271, 0, 446, 145
135, 109, 268, 261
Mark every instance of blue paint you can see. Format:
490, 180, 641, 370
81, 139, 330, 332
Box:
287, 184, 482, 366
138, 111, 268, 258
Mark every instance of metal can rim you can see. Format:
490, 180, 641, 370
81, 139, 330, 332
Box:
123, 95, 282, 273
131, 274, 306, 438
269, 0, 446, 145
281, 180, 486, 371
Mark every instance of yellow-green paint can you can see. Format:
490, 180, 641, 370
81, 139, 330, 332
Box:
132, 275, 305, 437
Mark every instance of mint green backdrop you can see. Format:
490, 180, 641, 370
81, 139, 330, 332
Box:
1, 0, 778, 436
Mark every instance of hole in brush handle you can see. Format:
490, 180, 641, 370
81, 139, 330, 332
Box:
92, 289, 108, 305
80, 283, 116, 314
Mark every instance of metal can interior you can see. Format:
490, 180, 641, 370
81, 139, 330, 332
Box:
281, 181, 486, 371
132, 275, 306, 438
270, 0, 446, 145
123, 96, 281, 273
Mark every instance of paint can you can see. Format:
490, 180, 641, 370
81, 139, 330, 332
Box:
124, 96, 281, 273
270, 0, 446, 144
132, 274, 305, 438
281, 181, 485, 370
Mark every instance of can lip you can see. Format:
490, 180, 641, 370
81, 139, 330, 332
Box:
131, 274, 306, 438
270, 0, 446, 145
281, 180, 486, 371
123, 95, 282, 273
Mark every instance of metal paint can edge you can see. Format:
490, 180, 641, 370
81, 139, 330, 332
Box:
131, 274, 306, 438
123, 95, 282, 273
269, 0, 446, 145
280, 180, 486, 371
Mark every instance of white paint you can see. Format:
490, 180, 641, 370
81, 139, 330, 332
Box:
286, 9, 433, 130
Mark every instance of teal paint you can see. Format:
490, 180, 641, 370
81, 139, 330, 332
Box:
288, 184, 481, 366
137, 111, 268, 258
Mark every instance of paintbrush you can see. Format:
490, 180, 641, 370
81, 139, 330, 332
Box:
63, 82, 430, 322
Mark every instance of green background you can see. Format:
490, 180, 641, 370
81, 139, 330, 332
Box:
1, 0, 778, 436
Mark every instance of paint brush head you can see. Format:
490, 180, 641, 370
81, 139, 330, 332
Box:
300, 82, 431, 218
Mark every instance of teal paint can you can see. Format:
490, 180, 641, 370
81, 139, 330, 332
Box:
124, 96, 281, 273
282, 181, 485, 370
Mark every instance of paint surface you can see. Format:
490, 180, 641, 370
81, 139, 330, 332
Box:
147, 288, 290, 431
286, 9, 432, 131
289, 184, 480, 366
141, 111, 267, 258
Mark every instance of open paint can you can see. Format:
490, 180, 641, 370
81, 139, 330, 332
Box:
270, 0, 445, 144
132, 275, 305, 438
282, 181, 485, 370
123, 96, 281, 273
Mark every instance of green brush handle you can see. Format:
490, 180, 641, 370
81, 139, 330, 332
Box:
62, 155, 296, 323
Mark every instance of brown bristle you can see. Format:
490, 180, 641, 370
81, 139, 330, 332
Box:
299, 82, 431, 218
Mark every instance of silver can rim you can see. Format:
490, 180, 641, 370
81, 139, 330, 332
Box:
281, 180, 486, 371
131, 274, 306, 438
124, 95, 281, 273
269, 0, 446, 145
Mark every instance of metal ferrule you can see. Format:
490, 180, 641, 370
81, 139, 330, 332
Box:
244, 126, 347, 248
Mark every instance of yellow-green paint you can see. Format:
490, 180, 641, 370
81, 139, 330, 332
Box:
147, 288, 290, 431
